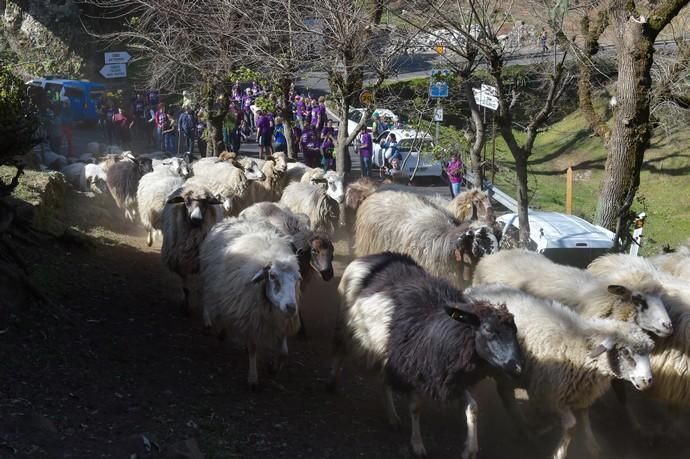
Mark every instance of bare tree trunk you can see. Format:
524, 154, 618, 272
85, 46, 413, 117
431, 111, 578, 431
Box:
595, 13, 652, 228
514, 154, 530, 245
204, 89, 226, 158
463, 80, 485, 188
592, 0, 690, 229
279, 78, 296, 160
335, 103, 350, 176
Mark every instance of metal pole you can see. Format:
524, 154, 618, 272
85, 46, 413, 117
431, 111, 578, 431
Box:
491, 112, 496, 184
483, 105, 487, 165
435, 97, 440, 145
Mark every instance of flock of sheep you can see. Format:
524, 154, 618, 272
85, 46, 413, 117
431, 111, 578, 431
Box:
55, 145, 690, 459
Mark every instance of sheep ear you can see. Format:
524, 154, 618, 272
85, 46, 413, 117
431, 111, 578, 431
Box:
608, 285, 631, 299
251, 265, 271, 284
444, 305, 480, 327
589, 336, 615, 358
166, 189, 185, 204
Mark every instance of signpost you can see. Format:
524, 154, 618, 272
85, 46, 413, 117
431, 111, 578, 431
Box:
430, 69, 450, 145
359, 90, 375, 107
472, 87, 499, 110
104, 51, 131, 64
473, 85, 499, 185
99, 63, 127, 79
433, 107, 443, 122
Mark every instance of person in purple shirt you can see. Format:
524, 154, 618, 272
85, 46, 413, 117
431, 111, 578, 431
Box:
255, 110, 273, 159
294, 96, 306, 128
243, 88, 254, 129
300, 125, 320, 168
447, 153, 464, 197
358, 126, 373, 177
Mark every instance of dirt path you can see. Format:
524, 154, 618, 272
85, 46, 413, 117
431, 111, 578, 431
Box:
2, 194, 690, 458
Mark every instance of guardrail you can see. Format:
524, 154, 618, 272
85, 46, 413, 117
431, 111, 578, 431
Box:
464, 172, 519, 213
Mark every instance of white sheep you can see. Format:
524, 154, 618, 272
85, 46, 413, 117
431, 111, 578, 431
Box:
239, 202, 335, 337
649, 243, 690, 280
137, 168, 187, 246
152, 157, 191, 178
243, 152, 289, 203
301, 169, 345, 204
466, 283, 654, 459
473, 249, 673, 338
161, 182, 223, 315
200, 217, 302, 389
279, 182, 340, 235
588, 254, 690, 422
354, 189, 499, 289
191, 157, 264, 214
285, 162, 313, 183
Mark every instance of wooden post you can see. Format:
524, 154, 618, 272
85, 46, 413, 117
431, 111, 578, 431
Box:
566, 166, 573, 214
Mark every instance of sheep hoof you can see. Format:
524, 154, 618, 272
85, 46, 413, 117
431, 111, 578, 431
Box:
325, 379, 338, 393
411, 442, 427, 457
297, 327, 309, 341
249, 382, 260, 393
461, 450, 477, 459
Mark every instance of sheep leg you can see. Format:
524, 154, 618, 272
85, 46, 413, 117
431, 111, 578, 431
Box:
247, 339, 259, 391
326, 330, 347, 392
270, 337, 289, 374
461, 390, 478, 459
576, 408, 601, 457
297, 310, 308, 340
384, 384, 401, 430
611, 379, 642, 431
409, 393, 427, 457
146, 230, 153, 247
496, 379, 535, 443
553, 407, 576, 459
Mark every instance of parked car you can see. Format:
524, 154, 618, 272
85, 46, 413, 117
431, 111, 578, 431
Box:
347, 107, 397, 136
497, 211, 615, 268
372, 129, 442, 180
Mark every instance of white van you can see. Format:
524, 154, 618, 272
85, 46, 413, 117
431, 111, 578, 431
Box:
497, 211, 615, 268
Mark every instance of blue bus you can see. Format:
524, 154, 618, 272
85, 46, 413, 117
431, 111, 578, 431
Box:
26, 77, 106, 123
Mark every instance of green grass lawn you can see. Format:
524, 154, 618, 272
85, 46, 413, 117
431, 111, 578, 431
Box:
483, 110, 690, 255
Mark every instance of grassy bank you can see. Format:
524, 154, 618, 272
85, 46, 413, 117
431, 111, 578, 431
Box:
483, 110, 690, 255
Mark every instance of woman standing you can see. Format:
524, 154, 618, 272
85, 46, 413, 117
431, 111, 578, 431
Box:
447, 153, 464, 197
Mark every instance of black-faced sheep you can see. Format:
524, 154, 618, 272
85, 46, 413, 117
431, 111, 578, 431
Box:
466, 283, 654, 459
239, 202, 335, 337
473, 249, 673, 338
588, 253, 690, 426
105, 155, 154, 222
199, 218, 302, 389
161, 183, 223, 315
330, 252, 523, 458
279, 182, 340, 235
354, 189, 499, 289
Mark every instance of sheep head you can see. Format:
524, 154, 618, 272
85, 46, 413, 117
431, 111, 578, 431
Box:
250, 260, 301, 317
240, 159, 266, 182
587, 323, 654, 391
445, 301, 523, 377
167, 186, 221, 227
306, 235, 334, 281
606, 284, 672, 338
453, 224, 499, 283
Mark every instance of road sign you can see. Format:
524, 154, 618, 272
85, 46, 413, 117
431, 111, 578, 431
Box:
430, 69, 450, 98
359, 90, 375, 106
473, 87, 498, 110
435, 42, 445, 55
104, 51, 131, 64
433, 107, 444, 122
481, 83, 497, 97
100, 63, 127, 79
